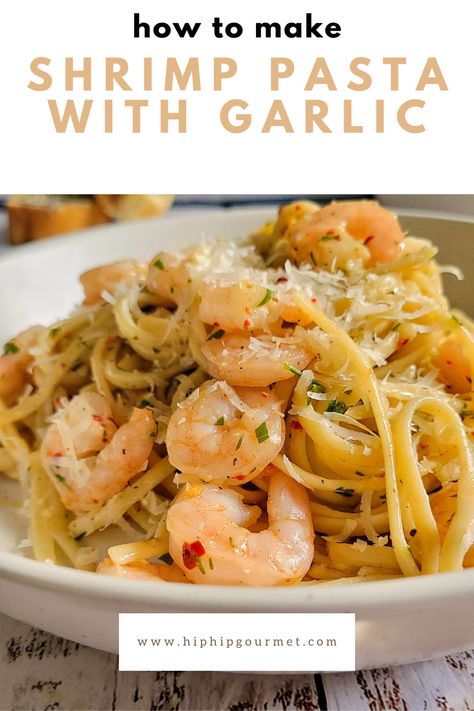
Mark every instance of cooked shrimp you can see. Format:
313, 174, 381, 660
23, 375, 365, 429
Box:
0, 326, 44, 404
166, 471, 314, 585
432, 338, 472, 394
201, 331, 313, 387
167, 379, 284, 484
274, 201, 321, 239
287, 200, 405, 268
41, 392, 155, 513
198, 280, 312, 332
147, 252, 189, 307
98, 557, 190, 582
199, 281, 273, 331
80, 260, 148, 306
252, 201, 320, 265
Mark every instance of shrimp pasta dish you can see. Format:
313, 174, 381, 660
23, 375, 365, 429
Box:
0, 199, 473, 587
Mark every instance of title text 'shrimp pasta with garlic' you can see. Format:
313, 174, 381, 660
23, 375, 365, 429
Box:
0, 199, 473, 586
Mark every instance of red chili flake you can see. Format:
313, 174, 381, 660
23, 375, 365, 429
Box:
396, 338, 409, 350
51, 451, 63, 458
182, 544, 196, 570
290, 420, 303, 431
364, 235, 374, 245
276, 276, 288, 284
235, 474, 245, 481
326, 230, 335, 235
190, 540, 205, 557
311, 297, 317, 303
182, 540, 206, 569
92, 414, 103, 423
243, 319, 251, 329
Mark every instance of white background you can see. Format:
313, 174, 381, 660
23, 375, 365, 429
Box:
0, 0, 472, 193
119, 613, 355, 671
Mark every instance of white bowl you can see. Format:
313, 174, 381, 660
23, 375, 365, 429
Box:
0, 207, 473, 669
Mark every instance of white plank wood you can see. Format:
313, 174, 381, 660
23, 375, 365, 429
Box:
1, 612, 474, 711
113, 671, 187, 711
323, 652, 474, 711
0, 614, 117, 711
113, 670, 323, 710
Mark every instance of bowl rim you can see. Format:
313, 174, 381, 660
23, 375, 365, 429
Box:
1, 203, 474, 609
1, 550, 474, 610
1, 203, 474, 265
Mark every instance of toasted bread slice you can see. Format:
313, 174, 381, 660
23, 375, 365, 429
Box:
6, 195, 110, 244
95, 195, 174, 221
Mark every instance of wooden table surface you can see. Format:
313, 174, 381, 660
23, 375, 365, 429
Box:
1, 613, 473, 711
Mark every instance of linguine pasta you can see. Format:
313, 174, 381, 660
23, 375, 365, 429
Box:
0, 199, 473, 586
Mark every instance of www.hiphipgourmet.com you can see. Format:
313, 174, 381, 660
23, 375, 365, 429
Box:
137, 636, 338, 649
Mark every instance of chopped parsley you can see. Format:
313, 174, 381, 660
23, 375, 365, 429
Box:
326, 399, 348, 414
209, 557, 214, 571
451, 314, 462, 325
284, 362, 303, 377
50, 327, 61, 337
310, 380, 326, 394
235, 434, 244, 450
138, 399, 152, 409
255, 421, 269, 444
154, 259, 165, 270
195, 558, 206, 575
159, 552, 174, 566
320, 233, 339, 242
3, 342, 19, 355
284, 362, 326, 393
335, 487, 355, 498
214, 416, 225, 426
55, 474, 66, 484
257, 288, 273, 307
207, 328, 225, 341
